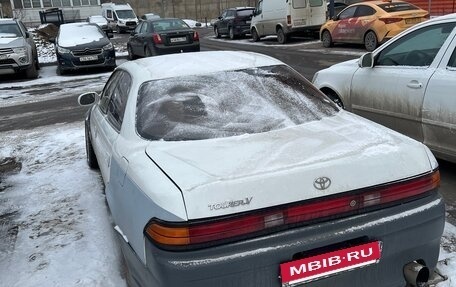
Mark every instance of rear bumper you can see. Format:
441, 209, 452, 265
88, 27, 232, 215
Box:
233, 24, 251, 36
154, 43, 200, 55
121, 193, 445, 287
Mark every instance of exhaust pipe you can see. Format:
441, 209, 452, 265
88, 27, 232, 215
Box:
403, 261, 430, 287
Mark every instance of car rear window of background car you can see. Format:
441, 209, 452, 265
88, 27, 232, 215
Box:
378, 3, 420, 12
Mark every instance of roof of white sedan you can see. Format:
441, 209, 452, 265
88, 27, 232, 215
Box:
120, 51, 285, 81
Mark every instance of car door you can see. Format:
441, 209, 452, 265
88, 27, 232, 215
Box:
223, 10, 236, 33
91, 71, 129, 183
218, 10, 229, 34
330, 6, 357, 42
129, 22, 143, 55
422, 31, 456, 160
349, 22, 456, 143
351, 5, 377, 43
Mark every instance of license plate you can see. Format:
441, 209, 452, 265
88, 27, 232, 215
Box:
405, 18, 421, 24
80, 55, 98, 62
170, 37, 187, 43
0, 54, 8, 60
280, 241, 382, 286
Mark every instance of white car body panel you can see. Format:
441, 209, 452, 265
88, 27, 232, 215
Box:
146, 111, 432, 219
313, 14, 456, 162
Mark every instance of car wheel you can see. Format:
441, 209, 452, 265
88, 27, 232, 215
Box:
85, 125, 99, 169
115, 25, 121, 34
229, 27, 236, 40
214, 26, 221, 38
25, 61, 38, 79
57, 65, 65, 76
277, 27, 287, 44
251, 28, 260, 42
127, 44, 136, 60
364, 31, 378, 52
322, 30, 333, 48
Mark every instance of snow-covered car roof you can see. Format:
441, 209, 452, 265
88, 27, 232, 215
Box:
120, 51, 284, 82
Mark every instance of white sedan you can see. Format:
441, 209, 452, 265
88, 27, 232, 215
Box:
78, 51, 444, 287
313, 13, 456, 163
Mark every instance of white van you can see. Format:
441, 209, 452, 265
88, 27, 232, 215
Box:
250, 0, 327, 44
101, 3, 138, 33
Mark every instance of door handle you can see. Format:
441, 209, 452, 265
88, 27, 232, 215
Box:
407, 80, 422, 89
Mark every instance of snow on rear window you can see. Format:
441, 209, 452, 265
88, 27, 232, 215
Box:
377, 3, 419, 12
136, 65, 338, 141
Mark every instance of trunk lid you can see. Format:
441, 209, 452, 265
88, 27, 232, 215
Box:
145, 112, 432, 220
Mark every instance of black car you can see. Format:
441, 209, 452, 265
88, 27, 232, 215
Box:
213, 7, 255, 39
127, 18, 200, 59
52, 22, 116, 75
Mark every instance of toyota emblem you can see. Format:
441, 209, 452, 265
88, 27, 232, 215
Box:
313, 177, 331, 190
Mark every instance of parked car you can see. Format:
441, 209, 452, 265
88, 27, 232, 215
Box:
0, 18, 39, 79
140, 13, 160, 20
52, 23, 116, 74
320, 0, 428, 51
213, 7, 254, 39
101, 2, 138, 33
127, 18, 199, 59
313, 13, 456, 163
87, 15, 112, 34
78, 50, 444, 287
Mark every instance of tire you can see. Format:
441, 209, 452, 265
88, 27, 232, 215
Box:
214, 27, 221, 38
229, 27, 236, 40
25, 62, 38, 79
127, 44, 136, 60
364, 31, 378, 52
324, 90, 344, 109
57, 65, 65, 76
85, 125, 99, 169
115, 25, 121, 34
322, 30, 333, 48
251, 28, 260, 42
277, 27, 287, 44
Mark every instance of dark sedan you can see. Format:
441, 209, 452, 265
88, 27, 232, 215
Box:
213, 7, 255, 39
52, 22, 116, 74
127, 18, 200, 59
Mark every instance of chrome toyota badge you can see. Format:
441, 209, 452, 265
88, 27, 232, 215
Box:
313, 177, 331, 190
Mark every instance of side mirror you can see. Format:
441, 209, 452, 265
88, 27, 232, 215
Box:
359, 52, 374, 68
25, 31, 31, 38
130, 31, 137, 36
78, 92, 98, 106
218, 16, 222, 20
49, 37, 55, 43
195, 22, 202, 27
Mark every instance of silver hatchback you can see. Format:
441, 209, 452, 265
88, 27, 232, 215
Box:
0, 18, 39, 79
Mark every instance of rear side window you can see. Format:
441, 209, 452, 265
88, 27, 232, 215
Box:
309, 0, 323, 7
293, 0, 306, 9
136, 65, 338, 141
377, 2, 419, 12
355, 5, 376, 17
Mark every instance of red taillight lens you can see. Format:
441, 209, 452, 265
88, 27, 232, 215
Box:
379, 17, 403, 24
193, 31, 199, 41
152, 33, 163, 44
145, 170, 439, 250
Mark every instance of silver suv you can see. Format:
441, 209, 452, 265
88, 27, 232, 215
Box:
0, 18, 39, 79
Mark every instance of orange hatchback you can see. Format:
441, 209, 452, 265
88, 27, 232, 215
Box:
320, 0, 428, 51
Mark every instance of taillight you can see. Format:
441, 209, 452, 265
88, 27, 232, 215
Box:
145, 170, 439, 250
193, 31, 199, 41
379, 17, 403, 24
152, 33, 163, 44
287, 15, 292, 25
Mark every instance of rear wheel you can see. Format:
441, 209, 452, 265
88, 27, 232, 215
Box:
229, 27, 236, 40
25, 62, 38, 79
85, 125, 99, 169
322, 30, 333, 48
277, 27, 287, 44
57, 65, 65, 76
364, 31, 378, 52
251, 28, 260, 42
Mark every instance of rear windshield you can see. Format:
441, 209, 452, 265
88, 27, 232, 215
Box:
377, 2, 419, 12
136, 65, 338, 141
237, 9, 254, 17
152, 19, 189, 31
